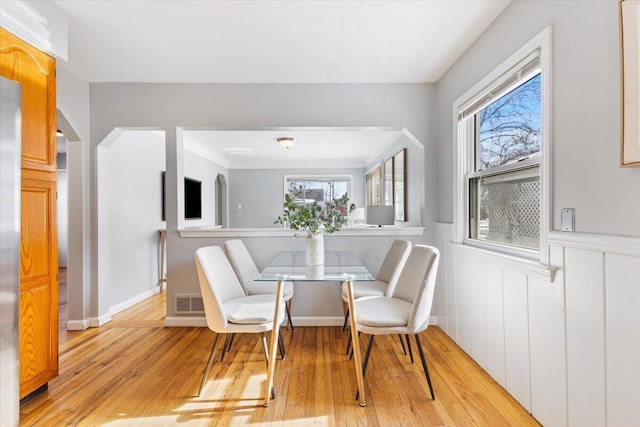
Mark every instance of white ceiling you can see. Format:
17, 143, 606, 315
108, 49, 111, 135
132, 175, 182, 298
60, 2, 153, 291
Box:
53, 0, 510, 84
182, 128, 407, 169
52, 0, 509, 165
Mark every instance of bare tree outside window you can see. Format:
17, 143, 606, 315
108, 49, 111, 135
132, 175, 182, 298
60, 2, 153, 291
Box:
478, 74, 541, 169
286, 177, 349, 208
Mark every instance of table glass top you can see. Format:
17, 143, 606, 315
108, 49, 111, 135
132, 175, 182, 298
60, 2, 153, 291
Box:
255, 251, 374, 282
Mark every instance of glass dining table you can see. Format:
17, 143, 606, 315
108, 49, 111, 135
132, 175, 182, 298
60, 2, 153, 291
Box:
255, 250, 374, 407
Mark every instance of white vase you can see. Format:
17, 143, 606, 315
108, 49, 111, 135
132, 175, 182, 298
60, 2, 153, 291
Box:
305, 263, 325, 279
305, 231, 324, 265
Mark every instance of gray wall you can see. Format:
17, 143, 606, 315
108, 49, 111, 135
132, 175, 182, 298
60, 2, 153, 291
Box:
436, 0, 640, 237
89, 83, 436, 318
228, 167, 365, 228
102, 131, 165, 309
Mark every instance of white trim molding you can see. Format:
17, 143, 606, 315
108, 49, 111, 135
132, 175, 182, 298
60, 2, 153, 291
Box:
165, 315, 437, 328
178, 226, 425, 238
109, 287, 161, 317
165, 316, 208, 327
66, 319, 90, 331
548, 231, 640, 256
88, 313, 111, 328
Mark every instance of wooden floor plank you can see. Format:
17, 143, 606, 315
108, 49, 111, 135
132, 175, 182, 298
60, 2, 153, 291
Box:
20, 286, 541, 426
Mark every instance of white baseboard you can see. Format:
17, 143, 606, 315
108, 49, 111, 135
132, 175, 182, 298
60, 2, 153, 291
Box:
164, 315, 438, 328
88, 313, 111, 327
67, 319, 90, 330
291, 316, 344, 327
165, 316, 207, 327
110, 287, 160, 317
163, 316, 343, 328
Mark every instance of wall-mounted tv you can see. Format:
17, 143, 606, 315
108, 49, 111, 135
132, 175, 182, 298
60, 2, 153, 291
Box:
161, 171, 166, 221
184, 177, 202, 220
161, 172, 202, 220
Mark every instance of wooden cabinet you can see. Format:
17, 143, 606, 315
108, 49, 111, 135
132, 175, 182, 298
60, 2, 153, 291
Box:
0, 28, 58, 399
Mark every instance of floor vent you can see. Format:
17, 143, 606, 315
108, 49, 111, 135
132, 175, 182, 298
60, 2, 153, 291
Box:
175, 294, 204, 314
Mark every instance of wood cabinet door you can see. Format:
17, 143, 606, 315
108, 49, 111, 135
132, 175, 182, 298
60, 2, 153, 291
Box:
0, 28, 56, 173
19, 175, 59, 397
0, 28, 59, 398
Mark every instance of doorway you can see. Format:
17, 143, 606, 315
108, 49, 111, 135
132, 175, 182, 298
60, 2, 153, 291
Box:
215, 173, 227, 227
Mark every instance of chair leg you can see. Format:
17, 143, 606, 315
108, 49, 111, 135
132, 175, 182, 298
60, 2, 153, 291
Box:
362, 335, 375, 378
414, 334, 435, 400
197, 332, 222, 396
342, 307, 350, 332
345, 332, 352, 355
278, 328, 286, 360
220, 334, 233, 361
261, 332, 269, 365
355, 335, 375, 401
220, 334, 236, 362
226, 333, 235, 351
398, 334, 407, 355
405, 334, 414, 364
285, 301, 295, 332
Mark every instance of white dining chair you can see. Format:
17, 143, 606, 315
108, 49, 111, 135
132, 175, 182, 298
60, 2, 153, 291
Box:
224, 239, 295, 331
194, 245, 285, 397
341, 239, 411, 327
352, 244, 440, 400
342, 240, 411, 355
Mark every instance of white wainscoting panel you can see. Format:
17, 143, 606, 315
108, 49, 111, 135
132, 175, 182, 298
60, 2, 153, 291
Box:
482, 260, 506, 387
503, 268, 531, 412
605, 253, 640, 426
455, 250, 484, 363
528, 245, 567, 427
564, 248, 606, 427
434, 224, 451, 334
445, 240, 458, 340
435, 224, 640, 427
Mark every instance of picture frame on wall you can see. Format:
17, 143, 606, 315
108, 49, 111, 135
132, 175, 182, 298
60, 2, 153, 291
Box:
384, 157, 393, 206
620, 0, 640, 167
393, 149, 406, 221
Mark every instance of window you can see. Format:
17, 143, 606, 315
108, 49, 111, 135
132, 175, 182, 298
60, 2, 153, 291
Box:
455, 28, 550, 259
285, 175, 352, 211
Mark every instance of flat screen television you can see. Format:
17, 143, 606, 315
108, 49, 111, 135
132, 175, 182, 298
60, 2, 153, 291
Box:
161, 173, 202, 220
161, 171, 166, 221
184, 177, 202, 220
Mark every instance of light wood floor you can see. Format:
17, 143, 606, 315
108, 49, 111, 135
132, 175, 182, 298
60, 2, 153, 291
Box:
21, 289, 541, 426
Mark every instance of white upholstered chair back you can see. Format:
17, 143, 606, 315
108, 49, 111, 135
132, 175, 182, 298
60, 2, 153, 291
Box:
390, 245, 440, 334
376, 239, 412, 296
195, 245, 246, 332
224, 239, 260, 293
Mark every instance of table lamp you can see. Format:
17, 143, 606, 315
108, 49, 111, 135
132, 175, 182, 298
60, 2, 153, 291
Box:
366, 205, 395, 227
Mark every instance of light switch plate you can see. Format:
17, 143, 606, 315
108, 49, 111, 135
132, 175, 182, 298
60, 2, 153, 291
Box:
561, 208, 575, 231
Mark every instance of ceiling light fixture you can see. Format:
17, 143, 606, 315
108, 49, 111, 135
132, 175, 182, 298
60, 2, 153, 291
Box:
277, 137, 296, 149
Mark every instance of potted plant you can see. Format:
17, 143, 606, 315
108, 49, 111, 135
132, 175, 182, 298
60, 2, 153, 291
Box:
274, 193, 356, 265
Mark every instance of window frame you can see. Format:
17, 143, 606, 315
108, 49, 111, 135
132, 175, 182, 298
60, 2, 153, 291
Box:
453, 26, 552, 263
283, 174, 354, 208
